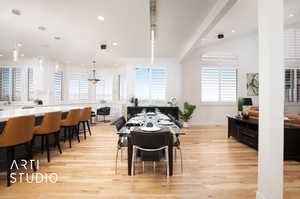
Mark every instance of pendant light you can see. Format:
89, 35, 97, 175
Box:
88, 61, 100, 84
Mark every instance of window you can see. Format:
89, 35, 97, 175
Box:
135, 68, 167, 103
28, 68, 34, 101
118, 74, 127, 100
201, 67, 237, 102
53, 72, 63, 103
69, 74, 88, 100
95, 75, 113, 101
0, 68, 10, 101
0, 67, 22, 101
285, 69, 300, 102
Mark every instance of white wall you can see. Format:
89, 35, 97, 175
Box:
181, 31, 300, 125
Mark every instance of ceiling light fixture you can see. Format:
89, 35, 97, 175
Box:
20, 53, 24, 57
11, 9, 21, 16
17, 42, 22, 47
231, 30, 236, 33
88, 61, 100, 84
0, 54, 3, 57
13, 49, 18, 62
97, 16, 105, 21
38, 26, 46, 31
289, 14, 295, 17
112, 42, 118, 46
150, 0, 157, 65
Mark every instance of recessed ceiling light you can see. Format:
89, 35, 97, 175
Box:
54, 36, 61, 40
97, 16, 105, 21
17, 42, 22, 47
11, 9, 21, 16
231, 30, 236, 33
289, 14, 295, 17
0, 54, 3, 57
201, 38, 206, 41
20, 53, 24, 57
38, 26, 46, 31
112, 42, 118, 46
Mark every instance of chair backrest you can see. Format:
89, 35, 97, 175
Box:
37, 111, 62, 134
22, 106, 35, 109
114, 116, 126, 131
0, 115, 35, 147
97, 107, 110, 115
131, 131, 170, 149
64, 109, 81, 126
80, 107, 92, 121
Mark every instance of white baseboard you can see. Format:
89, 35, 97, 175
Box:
256, 191, 266, 199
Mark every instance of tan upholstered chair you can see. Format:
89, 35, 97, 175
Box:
61, 109, 81, 148
0, 115, 36, 186
79, 107, 92, 139
33, 111, 62, 162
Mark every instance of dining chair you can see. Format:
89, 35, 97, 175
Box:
61, 109, 81, 148
113, 116, 127, 174
0, 115, 36, 186
97, 107, 111, 123
79, 107, 92, 139
131, 131, 171, 176
168, 113, 183, 173
32, 111, 62, 162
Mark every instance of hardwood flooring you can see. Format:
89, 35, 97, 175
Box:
0, 125, 299, 199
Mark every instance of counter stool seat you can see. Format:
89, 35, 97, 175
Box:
60, 109, 81, 148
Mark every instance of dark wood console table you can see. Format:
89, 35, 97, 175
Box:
227, 116, 300, 161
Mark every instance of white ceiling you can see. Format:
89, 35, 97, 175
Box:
0, 0, 217, 66
201, 0, 300, 47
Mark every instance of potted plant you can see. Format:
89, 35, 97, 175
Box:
179, 102, 196, 127
237, 97, 244, 116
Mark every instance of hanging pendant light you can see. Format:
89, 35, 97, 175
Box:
88, 61, 100, 84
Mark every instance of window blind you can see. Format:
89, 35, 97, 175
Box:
0, 68, 10, 101
28, 68, 34, 101
285, 29, 300, 67
69, 74, 88, 100
95, 75, 113, 101
118, 74, 127, 100
201, 67, 237, 102
11, 68, 22, 101
135, 67, 167, 103
53, 72, 63, 103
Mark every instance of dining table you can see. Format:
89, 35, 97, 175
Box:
124, 112, 184, 176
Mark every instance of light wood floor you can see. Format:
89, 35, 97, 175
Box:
0, 125, 300, 199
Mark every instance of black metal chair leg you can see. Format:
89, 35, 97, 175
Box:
41, 135, 44, 154
68, 127, 72, 148
55, 132, 62, 154
83, 122, 87, 140
87, 121, 91, 136
45, 135, 50, 162
63, 127, 66, 142
76, 125, 80, 143
26, 142, 37, 171
6, 147, 13, 187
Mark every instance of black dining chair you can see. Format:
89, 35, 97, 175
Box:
97, 107, 111, 123
168, 113, 183, 173
113, 116, 127, 174
131, 131, 171, 176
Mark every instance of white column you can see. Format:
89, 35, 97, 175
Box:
257, 0, 284, 199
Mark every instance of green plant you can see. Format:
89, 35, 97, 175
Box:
179, 102, 196, 122
238, 98, 244, 112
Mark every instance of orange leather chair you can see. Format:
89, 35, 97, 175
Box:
61, 109, 81, 148
79, 107, 92, 139
33, 111, 62, 162
0, 115, 36, 186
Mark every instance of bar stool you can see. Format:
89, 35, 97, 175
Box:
32, 111, 62, 162
79, 107, 92, 139
0, 115, 36, 186
61, 109, 81, 148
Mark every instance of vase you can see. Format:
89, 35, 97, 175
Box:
183, 122, 189, 128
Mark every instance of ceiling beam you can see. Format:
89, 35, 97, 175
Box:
179, 0, 238, 62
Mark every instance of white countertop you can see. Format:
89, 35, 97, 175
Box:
0, 105, 87, 122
